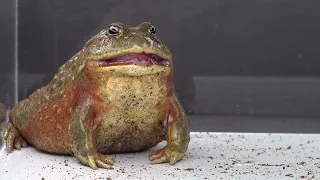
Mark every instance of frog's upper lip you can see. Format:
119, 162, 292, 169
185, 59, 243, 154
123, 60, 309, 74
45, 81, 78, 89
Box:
89, 52, 171, 67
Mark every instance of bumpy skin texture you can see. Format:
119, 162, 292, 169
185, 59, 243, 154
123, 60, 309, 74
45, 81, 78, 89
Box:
4, 22, 190, 169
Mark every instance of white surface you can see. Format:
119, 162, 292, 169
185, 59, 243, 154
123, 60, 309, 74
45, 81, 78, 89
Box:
0, 132, 319, 180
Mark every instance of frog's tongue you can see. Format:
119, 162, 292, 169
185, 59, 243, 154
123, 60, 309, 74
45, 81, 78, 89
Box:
92, 53, 170, 67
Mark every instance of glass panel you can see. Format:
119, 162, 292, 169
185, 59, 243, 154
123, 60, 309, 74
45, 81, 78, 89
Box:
1, 1, 319, 179
0, 0, 17, 149
2, 0, 320, 135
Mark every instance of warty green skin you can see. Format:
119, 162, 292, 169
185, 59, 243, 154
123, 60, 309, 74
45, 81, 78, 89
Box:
4, 22, 190, 169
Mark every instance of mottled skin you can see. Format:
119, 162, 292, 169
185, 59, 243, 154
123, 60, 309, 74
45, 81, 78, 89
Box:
4, 22, 190, 169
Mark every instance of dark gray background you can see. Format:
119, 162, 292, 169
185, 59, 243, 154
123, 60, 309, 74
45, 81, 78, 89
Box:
0, 0, 16, 107
1, 0, 320, 133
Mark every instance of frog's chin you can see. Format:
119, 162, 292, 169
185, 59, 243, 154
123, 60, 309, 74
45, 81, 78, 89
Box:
86, 52, 172, 76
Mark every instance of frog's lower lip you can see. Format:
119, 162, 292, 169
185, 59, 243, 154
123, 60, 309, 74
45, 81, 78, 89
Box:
90, 53, 171, 67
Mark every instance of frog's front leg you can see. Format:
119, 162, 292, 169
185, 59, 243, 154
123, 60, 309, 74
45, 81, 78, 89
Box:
70, 96, 115, 169
149, 95, 190, 165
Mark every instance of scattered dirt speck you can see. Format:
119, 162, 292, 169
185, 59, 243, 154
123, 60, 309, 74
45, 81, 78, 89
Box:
184, 168, 194, 171
285, 174, 293, 177
258, 164, 285, 167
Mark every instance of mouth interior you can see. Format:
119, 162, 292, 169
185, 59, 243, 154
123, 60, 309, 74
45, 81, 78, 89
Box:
91, 53, 171, 67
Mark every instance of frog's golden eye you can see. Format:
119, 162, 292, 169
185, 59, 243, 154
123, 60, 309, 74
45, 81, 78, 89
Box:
149, 25, 156, 35
107, 25, 120, 36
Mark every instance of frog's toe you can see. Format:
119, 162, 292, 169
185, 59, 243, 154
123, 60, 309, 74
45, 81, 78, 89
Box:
150, 155, 168, 164
169, 153, 184, 165
149, 148, 165, 161
98, 153, 115, 165
14, 136, 28, 149
88, 156, 98, 169
96, 159, 113, 169
4, 122, 26, 152
149, 147, 184, 165
77, 153, 115, 170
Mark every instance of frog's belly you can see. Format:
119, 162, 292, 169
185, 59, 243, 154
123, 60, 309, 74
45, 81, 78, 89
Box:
94, 108, 168, 154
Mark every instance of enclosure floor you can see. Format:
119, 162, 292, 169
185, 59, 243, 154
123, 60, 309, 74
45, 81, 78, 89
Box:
0, 132, 319, 180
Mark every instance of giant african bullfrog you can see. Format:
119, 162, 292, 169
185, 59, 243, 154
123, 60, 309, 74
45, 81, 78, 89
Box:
4, 22, 190, 169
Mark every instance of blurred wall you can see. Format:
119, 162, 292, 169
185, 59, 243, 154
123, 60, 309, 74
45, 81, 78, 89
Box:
16, 0, 320, 118
0, 0, 16, 107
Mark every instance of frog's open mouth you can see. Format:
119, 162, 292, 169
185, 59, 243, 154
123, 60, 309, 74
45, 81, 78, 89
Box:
90, 53, 171, 67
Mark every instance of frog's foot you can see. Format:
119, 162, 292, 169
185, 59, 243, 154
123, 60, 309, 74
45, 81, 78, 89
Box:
76, 152, 115, 170
4, 122, 27, 152
149, 147, 184, 165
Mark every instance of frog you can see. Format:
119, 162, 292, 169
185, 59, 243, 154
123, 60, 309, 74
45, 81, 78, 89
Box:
4, 22, 190, 169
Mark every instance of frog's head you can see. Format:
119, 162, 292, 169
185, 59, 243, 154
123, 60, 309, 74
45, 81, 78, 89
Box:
84, 22, 172, 76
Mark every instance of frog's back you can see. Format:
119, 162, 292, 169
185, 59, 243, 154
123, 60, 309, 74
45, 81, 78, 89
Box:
10, 84, 75, 154
10, 87, 49, 128
8, 51, 86, 153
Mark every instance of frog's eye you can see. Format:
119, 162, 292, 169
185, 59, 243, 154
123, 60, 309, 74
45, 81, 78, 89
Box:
149, 25, 156, 35
107, 25, 120, 36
